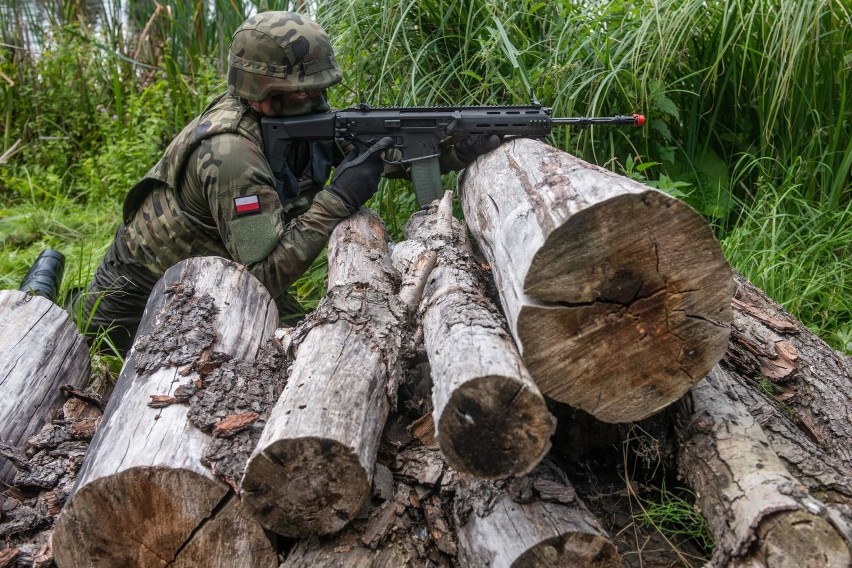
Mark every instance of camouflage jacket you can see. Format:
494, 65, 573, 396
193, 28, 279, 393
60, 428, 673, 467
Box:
122, 92, 350, 299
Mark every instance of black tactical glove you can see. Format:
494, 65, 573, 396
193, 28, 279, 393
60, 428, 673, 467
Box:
327, 136, 395, 214
453, 134, 502, 166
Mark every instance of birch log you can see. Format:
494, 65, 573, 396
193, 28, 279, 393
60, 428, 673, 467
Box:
0, 290, 90, 484
460, 138, 733, 423
676, 366, 850, 568
403, 192, 555, 479
52, 257, 278, 568
241, 208, 406, 537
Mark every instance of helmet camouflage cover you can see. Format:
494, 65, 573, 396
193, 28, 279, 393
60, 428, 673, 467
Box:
228, 11, 342, 99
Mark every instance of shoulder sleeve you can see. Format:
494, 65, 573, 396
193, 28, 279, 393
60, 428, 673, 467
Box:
186, 132, 351, 298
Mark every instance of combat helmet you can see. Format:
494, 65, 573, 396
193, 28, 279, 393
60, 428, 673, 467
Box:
228, 11, 342, 100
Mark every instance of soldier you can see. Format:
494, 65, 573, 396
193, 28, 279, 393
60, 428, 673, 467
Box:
62, 11, 497, 355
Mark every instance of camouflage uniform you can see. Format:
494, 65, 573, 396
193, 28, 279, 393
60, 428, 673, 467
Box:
75, 12, 350, 354
75, 11, 496, 354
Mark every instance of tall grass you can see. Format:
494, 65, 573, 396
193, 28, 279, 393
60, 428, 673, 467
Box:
720, 163, 852, 352
0, 0, 849, 353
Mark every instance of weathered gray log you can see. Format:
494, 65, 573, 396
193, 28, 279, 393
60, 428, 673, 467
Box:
724, 369, 852, 507
454, 463, 621, 567
712, 363, 852, 548
0, 290, 90, 484
676, 366, 850, 568
52, 257, 278, 568
400, 192, 555, 479
241, 208, 406, 537
725, 272, 852, 471
460, 138, 733, 423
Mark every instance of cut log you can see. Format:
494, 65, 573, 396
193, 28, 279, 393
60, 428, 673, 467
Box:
281, 418, 619, 568
284, 538, 439, 568
241, 208, 406, 537
676, 366, 850, 568
52, 257, 278, 568
460, 138, 733, 422
725, 272, 852, 470
0, 290, 90, 484
711, 363, 852, 548
279, 446, 456, 568
727, 369, 852, 508
454, 462, 621, 567
401, 192, 555, 479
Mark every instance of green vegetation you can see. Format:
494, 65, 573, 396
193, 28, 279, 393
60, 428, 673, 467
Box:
1, 0, 849, 354
636, 481, 715, 554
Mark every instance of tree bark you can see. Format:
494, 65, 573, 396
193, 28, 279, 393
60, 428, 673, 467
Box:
710, 364, 852, 548
52, 256, 278, 568
460, 138, 733, 423
0, 290, 90, 484
241, 209, 407, 537
402, 192, 555, 479
676, 366, 850, 568
724, 272, 852, 470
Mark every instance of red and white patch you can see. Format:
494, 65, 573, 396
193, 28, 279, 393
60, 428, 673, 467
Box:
234, 194, 261, 216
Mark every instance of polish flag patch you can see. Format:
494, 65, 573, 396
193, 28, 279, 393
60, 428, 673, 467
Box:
234, 194, 261, 216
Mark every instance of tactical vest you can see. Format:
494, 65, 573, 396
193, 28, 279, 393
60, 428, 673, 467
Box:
122, 93, 334, 275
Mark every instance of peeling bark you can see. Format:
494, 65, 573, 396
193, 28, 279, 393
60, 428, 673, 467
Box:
725, 272, 852, 470
280, 446, 456, 568
0, 396, 101, 567
51, 257, 278, 568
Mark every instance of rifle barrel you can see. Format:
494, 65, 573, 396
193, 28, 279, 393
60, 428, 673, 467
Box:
551, 114, 645, 127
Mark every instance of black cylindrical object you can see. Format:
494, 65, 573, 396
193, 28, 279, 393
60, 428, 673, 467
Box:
19, 248, 66, 303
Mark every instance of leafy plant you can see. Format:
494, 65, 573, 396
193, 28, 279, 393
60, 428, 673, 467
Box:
1, 0, 850, 355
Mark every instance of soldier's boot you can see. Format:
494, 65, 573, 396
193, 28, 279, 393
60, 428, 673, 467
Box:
19, 249, 66, 303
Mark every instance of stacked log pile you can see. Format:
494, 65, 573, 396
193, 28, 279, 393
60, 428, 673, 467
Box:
2, 140, 850, 567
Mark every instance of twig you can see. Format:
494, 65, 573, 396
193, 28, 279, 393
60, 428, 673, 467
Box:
133, 2, 166, 64
0, 139, 22, 165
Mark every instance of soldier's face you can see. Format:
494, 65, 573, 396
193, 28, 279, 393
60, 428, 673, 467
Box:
263, 90, 329, 117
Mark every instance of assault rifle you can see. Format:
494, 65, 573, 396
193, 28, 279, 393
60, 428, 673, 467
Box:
261, 102, 645, 206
